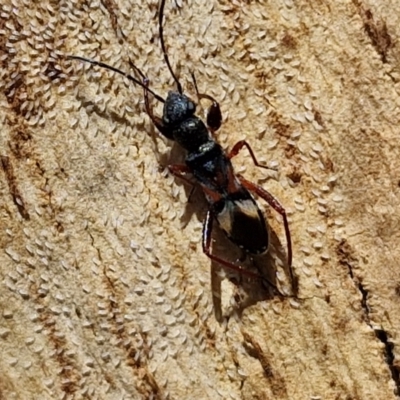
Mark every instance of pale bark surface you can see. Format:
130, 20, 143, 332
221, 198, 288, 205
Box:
0, 0, 399, 399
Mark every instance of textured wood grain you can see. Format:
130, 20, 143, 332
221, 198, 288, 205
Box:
0, 0, 399, 399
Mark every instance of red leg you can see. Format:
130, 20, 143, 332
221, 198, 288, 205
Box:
238, 176, 293, 284
190, 71, 222, 133
228, 140, 276, 172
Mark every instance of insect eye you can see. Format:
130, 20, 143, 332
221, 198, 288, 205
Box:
187, 100, 196, 113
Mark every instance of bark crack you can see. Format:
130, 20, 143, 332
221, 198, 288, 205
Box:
338, 240, 400, 396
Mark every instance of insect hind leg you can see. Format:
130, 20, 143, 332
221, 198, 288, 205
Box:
237, 176, 294, 289
202, 209, 283, 294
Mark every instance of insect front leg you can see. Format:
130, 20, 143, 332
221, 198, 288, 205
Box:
128, 60, 175, 140
200, 93, 222, 133
190, 72, 222, 133
237, 176, 294, 285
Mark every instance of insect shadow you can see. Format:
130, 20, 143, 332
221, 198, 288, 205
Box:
66, 0, 295, 302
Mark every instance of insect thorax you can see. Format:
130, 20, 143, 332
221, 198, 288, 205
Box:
185, 141, 227, 185
172, 117, 210, 153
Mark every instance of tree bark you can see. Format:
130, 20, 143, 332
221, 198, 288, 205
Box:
0, 0, 399, 399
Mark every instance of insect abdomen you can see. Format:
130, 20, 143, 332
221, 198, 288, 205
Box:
215, 194, 269, 255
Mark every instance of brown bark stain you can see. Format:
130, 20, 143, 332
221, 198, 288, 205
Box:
352, 1, 393, 63
242, 330, 288, 398
1, 155, 29, 219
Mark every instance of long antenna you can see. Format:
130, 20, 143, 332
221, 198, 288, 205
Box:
67, 55, 165, 104
159, 0, 183, 94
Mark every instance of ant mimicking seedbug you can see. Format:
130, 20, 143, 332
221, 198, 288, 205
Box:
67, 0, 294, 294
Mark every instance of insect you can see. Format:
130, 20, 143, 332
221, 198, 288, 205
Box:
67, 0, 294, 292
